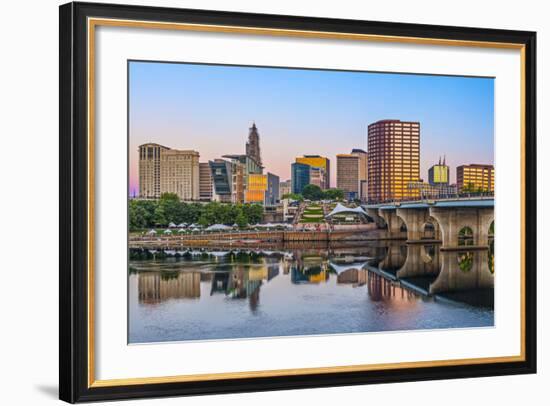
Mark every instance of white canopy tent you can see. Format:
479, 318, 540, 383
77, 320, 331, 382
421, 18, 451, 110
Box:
328, 261, 369, 275
206, 224, 233, 231
325, 203, 369, 219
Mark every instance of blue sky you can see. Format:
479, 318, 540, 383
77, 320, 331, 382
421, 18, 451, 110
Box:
129, 61, 494, 193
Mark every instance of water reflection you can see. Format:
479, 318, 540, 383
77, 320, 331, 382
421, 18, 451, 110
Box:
129, 242, 494, 343
138, 272, 201, 304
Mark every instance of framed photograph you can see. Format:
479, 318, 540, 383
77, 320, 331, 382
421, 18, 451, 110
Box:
59, 1, 537, 403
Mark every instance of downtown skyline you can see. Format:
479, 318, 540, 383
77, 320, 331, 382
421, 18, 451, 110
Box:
129, 61, 494, 195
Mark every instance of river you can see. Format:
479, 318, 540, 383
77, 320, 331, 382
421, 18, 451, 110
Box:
128, 242, 494, 343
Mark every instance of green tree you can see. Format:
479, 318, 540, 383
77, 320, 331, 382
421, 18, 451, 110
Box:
282, 193, 303, 201
181, 202, 203, 223
243, 204, 263, 225
153, 204, 167, 226
235, 211, 248, 228
198, 202, 218, 226
129, 199, 156, 230
158, 193, 183, 223
302, 184, 323, 201
323, 188, 344, 201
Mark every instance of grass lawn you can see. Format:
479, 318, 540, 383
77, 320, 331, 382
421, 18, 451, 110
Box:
299, 218, 324, 223
303, 209, 323, 215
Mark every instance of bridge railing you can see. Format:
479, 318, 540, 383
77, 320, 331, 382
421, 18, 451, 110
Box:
366, 191, 494, 206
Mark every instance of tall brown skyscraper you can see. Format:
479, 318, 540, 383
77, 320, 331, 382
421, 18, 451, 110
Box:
367, 119, 420, 202
246, 122, 262, 167
199, 162, 213, 201
336, 154, 360, 201
138, 143, 170, 198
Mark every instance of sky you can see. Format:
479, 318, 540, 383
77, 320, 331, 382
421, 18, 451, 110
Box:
128, 61, 494, 196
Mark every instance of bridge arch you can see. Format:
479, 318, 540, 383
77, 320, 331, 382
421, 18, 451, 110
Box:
378, 209, 405, 237
395, 208, 440, 242
421, 216, 441, 240
457, 251, 474, 272
429, 207, 494, 248
396, 243, 440, 278
422, 244, 436, 263
458, 226, 475, 246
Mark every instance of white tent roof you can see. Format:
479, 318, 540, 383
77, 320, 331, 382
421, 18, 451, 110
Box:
328, 261, 368, 275
326, 203, 368, 218
168, 222, 177, 228
206, 224, 233, 231
163, 229, 172, 234
147, 229, 157, 235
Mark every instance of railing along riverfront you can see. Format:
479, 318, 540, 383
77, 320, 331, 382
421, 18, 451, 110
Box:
366, 191, 494, 206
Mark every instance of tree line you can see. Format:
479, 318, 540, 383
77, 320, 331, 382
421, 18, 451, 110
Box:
129, 193, 264, 231
282, 184, 345, 202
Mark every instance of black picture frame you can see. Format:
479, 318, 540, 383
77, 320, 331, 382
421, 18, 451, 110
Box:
59, 1, 537, 403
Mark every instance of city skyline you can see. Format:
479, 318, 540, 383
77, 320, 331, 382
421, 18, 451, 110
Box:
129, 61, 494, 196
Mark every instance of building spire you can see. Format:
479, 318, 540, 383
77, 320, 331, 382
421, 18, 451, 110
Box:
246, 122, 262, 167
443, 154, 446, 166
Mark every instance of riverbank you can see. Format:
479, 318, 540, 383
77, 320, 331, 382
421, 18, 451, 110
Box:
129, 226, 395, 250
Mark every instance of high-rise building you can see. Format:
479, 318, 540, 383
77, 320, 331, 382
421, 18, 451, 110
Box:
246, 123, 262, 168
407, 181, 458, 199
367, 119, 420, 202
295, 155, 330, 188
245, 173, 268, 204
209, 159, 233, 203
231, 161, 245, 204
428, 156, 450, 186
160, 149, 200, 200
223, 154, 262, 204
265, 172, 280, 207
199, 162, 213, 201
351, 148, 368, 200
279, 180, 291, 200
291, 162, 311, 194
309, 166, 327, 189
457, 164, 494, 192
223, 154, 262, 176
336, 154, 360, 201
138, 143, 170, 198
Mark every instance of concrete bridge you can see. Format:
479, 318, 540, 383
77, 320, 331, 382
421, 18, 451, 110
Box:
364, 198, 494, 293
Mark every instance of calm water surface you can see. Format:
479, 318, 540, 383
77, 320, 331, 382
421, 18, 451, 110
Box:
128, 243, 494, 343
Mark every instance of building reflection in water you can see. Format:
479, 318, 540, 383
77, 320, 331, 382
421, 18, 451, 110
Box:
138, 258, 283, 311
138, 272, 201, 304
367, 272, 418, 303
336, 269, 367, 286
135, 240, 492, 312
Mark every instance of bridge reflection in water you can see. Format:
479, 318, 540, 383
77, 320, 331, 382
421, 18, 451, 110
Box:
129, 241, 493, 343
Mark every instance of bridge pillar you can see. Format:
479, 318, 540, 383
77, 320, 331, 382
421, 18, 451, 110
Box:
429, 249, 493, 293
396, 244, 441, 278
366, 208, 385, 228
378, 208, 405, 239
429, 207, 494, 248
